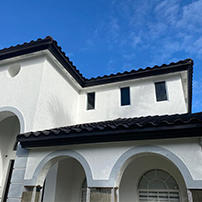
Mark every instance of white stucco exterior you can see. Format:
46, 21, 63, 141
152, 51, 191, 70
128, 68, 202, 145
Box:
24, 138, 202, 184
0, 50, 189, 133
0, 38, 200, 202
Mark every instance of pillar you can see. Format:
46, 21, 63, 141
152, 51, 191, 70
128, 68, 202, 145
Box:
88, 188, 118, 202
190, 190, 202, 202
7, 145, 28, 202
21, 186, 42, 202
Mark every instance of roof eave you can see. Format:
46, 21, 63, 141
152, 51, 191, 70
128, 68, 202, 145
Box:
84, 59, 193, 88
18, 122, 202, 148
0, 37, 86, 87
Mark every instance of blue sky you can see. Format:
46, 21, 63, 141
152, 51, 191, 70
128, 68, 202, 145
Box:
0, 0, 202, 112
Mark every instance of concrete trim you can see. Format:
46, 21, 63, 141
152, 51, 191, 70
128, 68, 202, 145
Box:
23, 150, 93, 187
0, 106, 25, 133
108, 145, 202, 189
23, 145, 202, 188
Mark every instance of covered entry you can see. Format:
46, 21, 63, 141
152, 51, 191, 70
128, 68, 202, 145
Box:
119, 154, 188, 202
0, 110, 21, 201
42, 157, 87, 202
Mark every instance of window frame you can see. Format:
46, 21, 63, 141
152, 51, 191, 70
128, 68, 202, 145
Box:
154, 81, 168, 102
120, 86, 131, 106
138, 169, 180, 202
87, 92, 95, 110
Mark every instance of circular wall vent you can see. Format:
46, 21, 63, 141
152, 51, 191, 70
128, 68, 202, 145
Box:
7, 64, 21, 78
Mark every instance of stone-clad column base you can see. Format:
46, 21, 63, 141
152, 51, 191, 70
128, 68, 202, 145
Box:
88, 188, 118, 202
190, 189, 202, 202
21, 187, 33, 202
21, 186, 42, 202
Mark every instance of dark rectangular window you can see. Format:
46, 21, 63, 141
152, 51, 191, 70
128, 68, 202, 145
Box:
121, 87, 130, 106
155, 81, 167, 101
2, 160, 14, 202
87, 92, 95, 110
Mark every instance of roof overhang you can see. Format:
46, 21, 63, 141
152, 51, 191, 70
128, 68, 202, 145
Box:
0, 37, 193, 112
18, 112, 202, 148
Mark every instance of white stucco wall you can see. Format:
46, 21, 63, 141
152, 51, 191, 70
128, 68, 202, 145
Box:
32, 56, 79, 131
24, 138, 202, 185
77, 73, 187, 124
0, 55, 45, 132
0, 51, 188, 130
0, 52, 80, 132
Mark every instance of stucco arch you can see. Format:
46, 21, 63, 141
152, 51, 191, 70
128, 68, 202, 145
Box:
109, 145, 202, 189
24, 150, 93, 187
0, 106, 25, 200
0, 106, 25, 133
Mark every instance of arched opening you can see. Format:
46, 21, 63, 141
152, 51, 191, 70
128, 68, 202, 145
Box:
41, 157, 87, 202
119, 154, 188, 202
0, 111, 21, 201
138, 169, 180, 201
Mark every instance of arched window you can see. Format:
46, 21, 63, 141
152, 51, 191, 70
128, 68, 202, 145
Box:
138, 169, 180, 202
81, 179, 87, 202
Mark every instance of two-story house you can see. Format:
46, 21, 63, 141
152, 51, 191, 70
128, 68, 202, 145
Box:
0, 37, 201, 202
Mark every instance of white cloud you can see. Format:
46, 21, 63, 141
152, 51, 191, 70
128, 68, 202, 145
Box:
154, 0, 180, 25
109, 18, 120, 38
131, 36, 142, 48
107, 58, 116, 72
148, 22, 168, 39
66, 52, 74, 57
193, 79, 202, 94
177, 0, 202, 31
123, 53, 136, 60
121, 62, 134, 71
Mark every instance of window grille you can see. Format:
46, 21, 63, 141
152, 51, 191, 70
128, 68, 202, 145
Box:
138, 169, 180, 202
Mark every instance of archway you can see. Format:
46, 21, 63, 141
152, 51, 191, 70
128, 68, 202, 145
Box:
119, 154, 188, 202
42, 157, 87, 202
0, 110, 21, 201
26, 150, 92, 202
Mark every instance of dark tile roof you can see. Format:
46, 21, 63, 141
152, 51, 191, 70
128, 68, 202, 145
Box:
0, 37, 193, 83
0, 36, 193, 111
18, 112, 202, 148
86, 58, 193, 82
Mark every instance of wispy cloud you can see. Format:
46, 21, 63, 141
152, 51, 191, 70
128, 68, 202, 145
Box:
177, 0, 202, 32
123, 53, 136, 60
107, 58, 116, 73
194, 79, 202, 95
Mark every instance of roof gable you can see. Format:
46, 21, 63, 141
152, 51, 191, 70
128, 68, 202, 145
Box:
0, 37, 193, 112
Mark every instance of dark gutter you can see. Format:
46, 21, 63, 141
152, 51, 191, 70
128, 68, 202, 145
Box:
47, 41, 85, 87
187, 61, 193, 113
0, 37, 85, 87
84, 62, 192, 87
0, 38, 194, 111
18, 123, 202, 148
0, 38, 51, 60
0, 38, 193, 90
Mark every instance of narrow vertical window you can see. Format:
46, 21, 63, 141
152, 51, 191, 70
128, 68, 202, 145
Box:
2, 160, 14, 202
87, 92, 95, 110
121, 87, 130, 106
155, 81, 167, 102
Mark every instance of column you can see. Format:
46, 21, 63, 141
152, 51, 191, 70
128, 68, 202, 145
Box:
7, 145, 29, 202
190, 190, 202, 202
21, 185, 42, 202
88, 188, 118, 202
